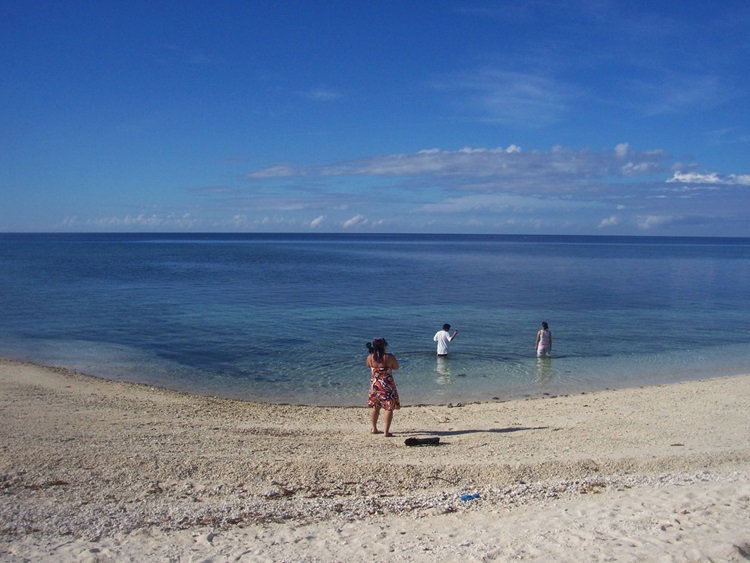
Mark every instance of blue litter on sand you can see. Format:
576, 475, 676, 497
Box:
460, 493, 480, 502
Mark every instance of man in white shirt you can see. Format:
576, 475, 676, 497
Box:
433, 323, 458, 356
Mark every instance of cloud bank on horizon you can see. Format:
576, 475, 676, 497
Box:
2, 1, 749, 236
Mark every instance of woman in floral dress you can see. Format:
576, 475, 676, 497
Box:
366, 337, 400, 437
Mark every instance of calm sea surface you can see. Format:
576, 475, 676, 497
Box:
1, 233, 749, 406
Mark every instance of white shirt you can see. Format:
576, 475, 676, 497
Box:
433, 330, 453, 355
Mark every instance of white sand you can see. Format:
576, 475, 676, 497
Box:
1, 358, 749, 561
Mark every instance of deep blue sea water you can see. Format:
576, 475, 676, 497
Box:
1, 233, 749, 406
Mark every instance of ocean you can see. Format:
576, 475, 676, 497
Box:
1, 233, 749, 406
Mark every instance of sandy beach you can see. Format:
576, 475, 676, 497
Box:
1, 358, 749, 561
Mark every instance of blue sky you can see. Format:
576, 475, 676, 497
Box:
2, 1, 749, 236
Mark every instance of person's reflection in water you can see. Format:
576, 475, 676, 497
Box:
535, 356, 553, 385
436, 355, 452, 385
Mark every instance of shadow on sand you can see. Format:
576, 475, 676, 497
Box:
403, 426, 549, 444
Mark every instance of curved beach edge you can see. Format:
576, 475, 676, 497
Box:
1, 358, 749, 561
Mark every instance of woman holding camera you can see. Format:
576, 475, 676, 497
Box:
366, 337, 400, 437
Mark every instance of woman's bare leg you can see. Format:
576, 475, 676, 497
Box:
383, 410, 394, 437
370, 407, 382, 433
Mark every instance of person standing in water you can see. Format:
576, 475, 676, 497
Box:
366, 338, 400, 437
535, 321, 552, 357
433, 323, 458, 356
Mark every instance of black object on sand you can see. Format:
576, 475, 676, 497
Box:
404, 436, 440, 447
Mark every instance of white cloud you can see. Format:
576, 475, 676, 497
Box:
637, 215, 674, 230
98, 214, 161, 227
614, 143, 631, 158
216, 144, 748, 236
310, 215, 326, 228
309, 145, 666, 183
71, 213, 203, 230
342, 214, 367, 228
621, 161, 660, 176
598, 215, 620, 228
667, 171, 750, 185
435, 69, 581, 127
247, 165, 301, 179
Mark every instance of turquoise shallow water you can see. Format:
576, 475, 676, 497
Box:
1, 233, 749, 405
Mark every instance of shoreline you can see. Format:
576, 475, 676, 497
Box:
2, 358, 750, 561
3, 354, 749, 409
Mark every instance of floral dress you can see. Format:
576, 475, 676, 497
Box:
367, 356, 400, 411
